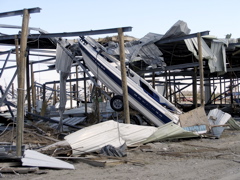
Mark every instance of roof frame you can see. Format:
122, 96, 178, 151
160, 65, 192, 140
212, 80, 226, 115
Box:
155, 31, 210, 45
0, 26, 133, 41
0, 7, 41, 18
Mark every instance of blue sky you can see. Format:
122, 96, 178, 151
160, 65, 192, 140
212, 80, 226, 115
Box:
1, 0, 240, 38
0, 0, 239, 89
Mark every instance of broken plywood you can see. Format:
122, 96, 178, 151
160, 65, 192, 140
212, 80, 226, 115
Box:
179, 107, 210, 133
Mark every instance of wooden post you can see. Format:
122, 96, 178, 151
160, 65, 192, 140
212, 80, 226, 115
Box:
168, 71, 172, 103
31, 63, 36, 114
84, 65, 87, 114
16, 9, 30, 157
197, 33, 204, 107
12, 83, 14, 99
173, 75, 177, 105
95, 82, 100, 123
76, 66, 79, 107
26, 50, 31, 113
213, 77, 215, 104
14, 36, 19, 105
165, 70, 168, 99
70, 74, 72, 109
152, 72, 155, 89
224, 78, 226, 104
220, 76, 222, 105
57, 85, 60, 102
53, 82, 57, 105
40, 84, 47, 116
37, 86, 40, 100
118, 28, 130, 124
230, 75, 234, 107
193, 67, 198, 108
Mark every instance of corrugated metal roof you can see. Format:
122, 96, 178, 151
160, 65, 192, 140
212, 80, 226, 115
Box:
50, 117, 86, 129
64, 120, 157, 155
208, 108, 231, 126
142, 122, 199, 143
22, 150, 75, 170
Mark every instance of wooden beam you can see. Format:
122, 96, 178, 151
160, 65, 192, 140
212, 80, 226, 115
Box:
118, 28, 130, 124
16, 9, 30, 157
26, 50, 31, 113
76, 66, 79, 107
53, 82, 57, 105
70, 74, 72, 109
193, 67, 198, 108
197, 33, 204, 107
31, 63, 36, 114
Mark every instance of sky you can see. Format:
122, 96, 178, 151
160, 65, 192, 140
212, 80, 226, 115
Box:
0, 0, 240, 90
1, 0, 240, 38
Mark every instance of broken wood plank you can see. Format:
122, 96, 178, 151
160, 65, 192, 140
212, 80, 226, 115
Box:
0, 162, 21, 167
24, 130, 59, 142
0, 167, 39, 174
56, 156, 124, 167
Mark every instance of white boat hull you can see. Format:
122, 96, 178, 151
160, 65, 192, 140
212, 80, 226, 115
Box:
78, 37, 181, 126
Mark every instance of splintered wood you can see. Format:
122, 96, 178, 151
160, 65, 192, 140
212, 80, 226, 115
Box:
0, 128, 58, 146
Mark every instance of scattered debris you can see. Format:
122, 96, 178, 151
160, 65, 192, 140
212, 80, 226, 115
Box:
64, 120, 157, 156
179, 107, 209, 134
208, 108, 240, 138
0, 8, 240, 179
100, 143, 127, 157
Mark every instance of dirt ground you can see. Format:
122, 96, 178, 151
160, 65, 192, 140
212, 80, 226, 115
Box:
1, 128, 240, 180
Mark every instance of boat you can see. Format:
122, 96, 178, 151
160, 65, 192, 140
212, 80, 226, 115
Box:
78, 36, 182, 126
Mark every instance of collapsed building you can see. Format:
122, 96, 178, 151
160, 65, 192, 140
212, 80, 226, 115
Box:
0, 7, 240, 173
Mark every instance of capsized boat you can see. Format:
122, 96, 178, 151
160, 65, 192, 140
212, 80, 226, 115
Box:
78, 36, 182, 126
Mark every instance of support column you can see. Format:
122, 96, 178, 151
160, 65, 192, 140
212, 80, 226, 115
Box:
53, 82, 57, 106
12, 83, 14, 99
40, 84, 46, 116
152, 72, 155, 89
168, 71, 172, 103
165, 70, 168, 99
193, 68, 198, 108
31, 63, 36, 114
16, 9, 30, 157
70, 74, 72, 109
118, 28, 130, 124
220, 76, 222, 105
76, 66, 79, 107
197, 33, 205, 107
173, 75, 177, 105
26, 50, 31, 113
84, 66, 87, 114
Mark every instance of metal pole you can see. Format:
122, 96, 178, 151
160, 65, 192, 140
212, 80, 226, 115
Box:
118, 28, 130, 124
16, 9, 30, 157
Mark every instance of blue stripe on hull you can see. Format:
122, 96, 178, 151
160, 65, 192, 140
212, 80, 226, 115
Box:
79, 42, 172, 124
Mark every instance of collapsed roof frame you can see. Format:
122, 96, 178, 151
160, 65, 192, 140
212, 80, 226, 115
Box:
0, 7, 133, 157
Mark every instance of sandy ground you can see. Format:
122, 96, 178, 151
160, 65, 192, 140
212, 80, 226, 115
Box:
1, 129, 240, 180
